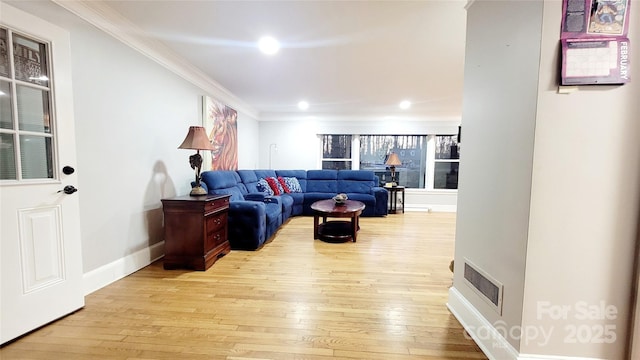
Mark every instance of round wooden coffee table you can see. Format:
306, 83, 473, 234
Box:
311, 199, 366, 242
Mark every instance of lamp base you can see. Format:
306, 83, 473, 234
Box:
190, 185, 207, 196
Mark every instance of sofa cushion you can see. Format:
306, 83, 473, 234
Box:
256, 178, 274, 195
265, 177, 282, 195
254, 169, 277, 180
236, 170, 260, 193
201, 171, 246, 201
237, 169, 259, 184
279, 194, 294, 220
307, 180, 337, 193
307, 169, 338, 180
277, 176, 291, 193
307, 170, 338, 193
338, 179, 375, 194
282, 177, 302, 193
275, 170, 307, 192
343, 193, 377, 216
211, 186, 246, 201
337, 170, 375, 181
202, 170, 238, 189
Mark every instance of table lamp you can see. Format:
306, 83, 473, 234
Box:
385, 152, 402, 186
178, 126, 215, 196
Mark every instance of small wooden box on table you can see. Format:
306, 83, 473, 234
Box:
161, 194, 230, 270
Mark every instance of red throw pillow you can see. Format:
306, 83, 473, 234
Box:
277, 176, 291, 193
265, 177, 281, 195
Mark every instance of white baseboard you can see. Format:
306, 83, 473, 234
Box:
447, 286, 520, 360
518, 355, 606, 360
83, 241, 164, 295
447, 287, 608, 360
404, 204, 457, 212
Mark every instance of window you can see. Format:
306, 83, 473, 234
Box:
320, 133, 460, 190
360, 135, 427, 188
433, 135, 460, 189
0, 27, 55, 181
321, 135, 352, 170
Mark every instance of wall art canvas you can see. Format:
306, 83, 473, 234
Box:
203, 96, 238, 170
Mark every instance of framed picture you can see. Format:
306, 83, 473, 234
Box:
202, 96, 238, 170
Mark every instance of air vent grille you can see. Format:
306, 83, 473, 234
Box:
463, 259, 503, 314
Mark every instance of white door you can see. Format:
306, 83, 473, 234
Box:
0, 3, 84, 344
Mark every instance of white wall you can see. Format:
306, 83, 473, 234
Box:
451, 0, 543, 351
520, 0, 640, 358
7, 1, 260, 290
451, 0, 640, 359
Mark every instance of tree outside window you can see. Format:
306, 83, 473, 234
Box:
434, 135, 460, 189
360, 135, 426, 188
321, 135, 352, 170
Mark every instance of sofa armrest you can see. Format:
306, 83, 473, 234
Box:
229, 200, 266, 216
227, 201, 268, 250
372, 186, 389, 216
245, 193, 267, 202
263, 196, 278, 204
245, 193, 281, 204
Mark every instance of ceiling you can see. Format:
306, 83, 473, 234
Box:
27, 0, 470, 120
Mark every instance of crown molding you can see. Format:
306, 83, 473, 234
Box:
52, 0, 259, 119
465, 0, 477, 10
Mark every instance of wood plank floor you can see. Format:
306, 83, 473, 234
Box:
1, 212, 487, 360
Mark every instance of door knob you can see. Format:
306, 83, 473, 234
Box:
58, 185, 78, 195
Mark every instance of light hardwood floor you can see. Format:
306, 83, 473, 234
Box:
1, 212, 487, 360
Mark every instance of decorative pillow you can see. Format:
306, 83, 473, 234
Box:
257, 178, 274, 196
265, 177, 282, 195
277, 176, 291, 193
283, 177, 302, 193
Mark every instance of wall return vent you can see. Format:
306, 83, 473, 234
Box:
463, 258, 504, 315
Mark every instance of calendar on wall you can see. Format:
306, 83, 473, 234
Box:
560, 0, 631, 85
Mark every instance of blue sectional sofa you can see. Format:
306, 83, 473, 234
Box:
199, 169, 388, 250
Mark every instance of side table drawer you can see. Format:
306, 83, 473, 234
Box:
205, 197, 229, 213
205, 228, 228, 253
206, 212, 227, 233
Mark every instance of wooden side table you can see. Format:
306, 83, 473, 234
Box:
161, 194, 230, 270
384, 186, 405, 214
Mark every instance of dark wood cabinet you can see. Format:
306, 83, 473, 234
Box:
161, 194, 230, 270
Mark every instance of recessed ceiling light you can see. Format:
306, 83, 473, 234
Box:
298, 101, 309, 110
258, 36, 280, 55
399, 100, 411, 110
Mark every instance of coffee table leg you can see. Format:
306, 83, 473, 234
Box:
352, 214, 358, 242
314, 214, 319, 239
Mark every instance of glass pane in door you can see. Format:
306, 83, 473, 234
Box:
19, 135, 53, 179
0, 133, 17, 180
0, 80, 12, 129
13, 34, 49, 86
17, 85, 51, 133
0, 28, 9, 77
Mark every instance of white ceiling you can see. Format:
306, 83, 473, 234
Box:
27, 0, 469, 120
